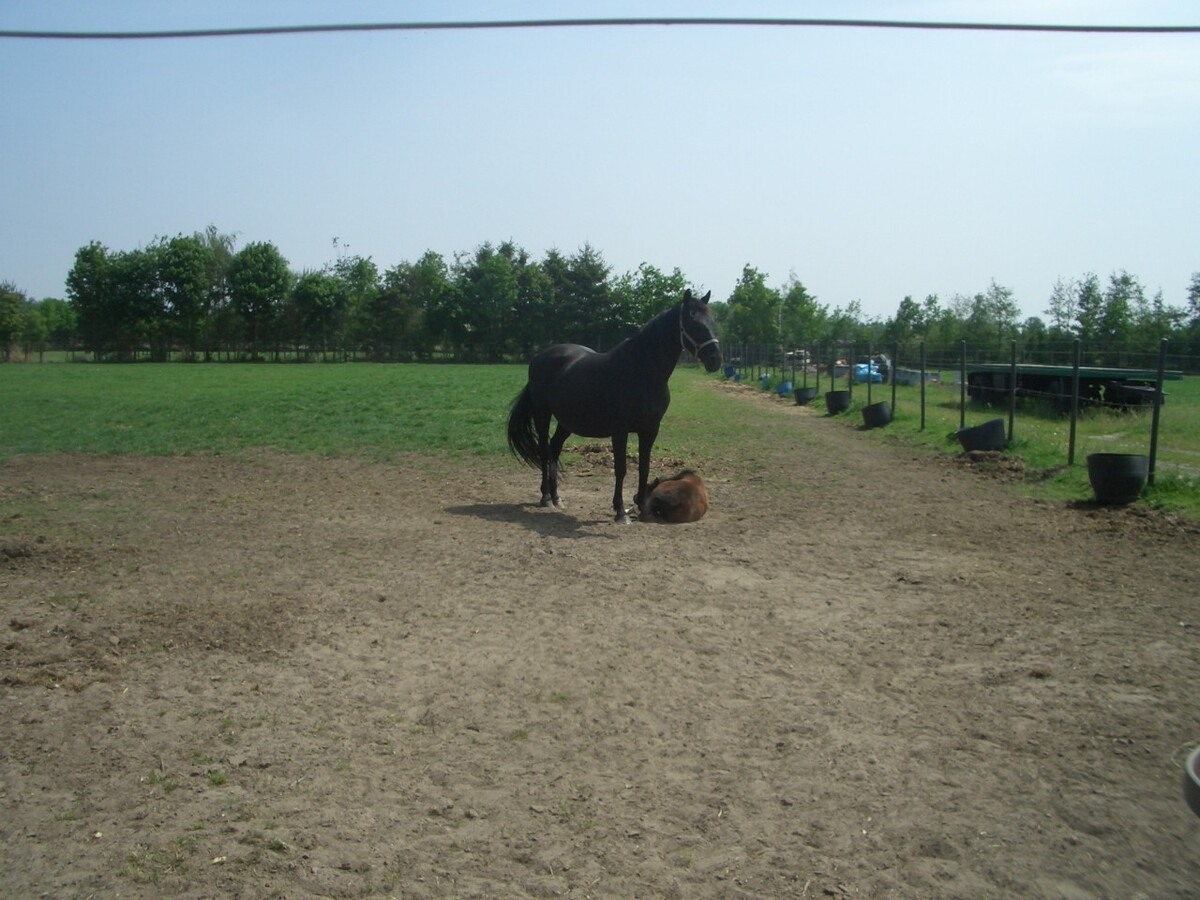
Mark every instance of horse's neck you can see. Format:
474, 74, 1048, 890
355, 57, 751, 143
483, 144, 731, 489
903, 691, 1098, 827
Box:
626, 305, 681, 380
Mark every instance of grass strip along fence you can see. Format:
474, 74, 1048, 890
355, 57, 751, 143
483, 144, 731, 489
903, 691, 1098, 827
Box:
722, 340, 1200, 517
2, 361, 1198, 519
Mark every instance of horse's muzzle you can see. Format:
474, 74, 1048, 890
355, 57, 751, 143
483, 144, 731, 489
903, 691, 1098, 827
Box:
698, 341, 722, 373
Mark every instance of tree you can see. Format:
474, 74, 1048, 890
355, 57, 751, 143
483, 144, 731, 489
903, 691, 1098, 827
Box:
0, 282, 26, 361
374, 254, 442, 360
290, 270, 344, 358
565, 243, 614, 348
1101, 271, 1140, 346
66, 241, 113, 359
157, 234, 214, 360
510, 256, 553, 358
779, 275, 824, 349
22, 297, 76, 359
1074, 273, 1104, 343
454, 244, 518, 360
610, 263, 689, 337
724, 265, 780, 349
886, 295, 924, 344
1044, 277, 1078, 338
228, 241, 292, 359
1188, 272, 1200, 329
329, 254, 379, 359
195, 226, 237, 360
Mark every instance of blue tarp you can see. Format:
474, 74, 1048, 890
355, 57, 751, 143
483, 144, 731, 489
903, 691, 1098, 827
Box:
855, 363, 883, 383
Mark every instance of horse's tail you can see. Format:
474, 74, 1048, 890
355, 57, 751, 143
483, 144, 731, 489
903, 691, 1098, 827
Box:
507, 384, 541, 467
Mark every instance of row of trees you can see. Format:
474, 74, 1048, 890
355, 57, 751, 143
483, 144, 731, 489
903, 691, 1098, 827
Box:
722, 267, 1200, 368
3, 227, 1199, 368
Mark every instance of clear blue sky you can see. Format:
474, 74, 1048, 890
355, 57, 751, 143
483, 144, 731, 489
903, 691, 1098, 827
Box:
3, 1, 1198, 322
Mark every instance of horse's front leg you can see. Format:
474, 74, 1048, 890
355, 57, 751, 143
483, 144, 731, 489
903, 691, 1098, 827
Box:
611, 432, 631, 523
633, 427, 659, 516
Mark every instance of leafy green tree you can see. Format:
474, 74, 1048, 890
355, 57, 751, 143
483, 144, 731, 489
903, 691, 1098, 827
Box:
374, 254, 441, 360
1188, 272, 1200, 329
885, 295, 924, 345
1020, 316, 1048, 356
824, 300, 863, 344
1074, 273, 1104, 344
510, 255, 553, 358
1044, 277, 1078, 338
195, 226, 237, 359
228, 241, 292, 359
24, 297, 77, 358
290, 270, 344, 358
566, 244, 614, 348
942, 282, 1020, 359
0, 282, 26, 361
1186, 272, 1200, 360
113, 247, 163, 360
610, 263, 688, 332
329, 254, 379, 359
779, 276, 825, 349
724, 265, 780, 349
66, 241, 113, 359
1099, 270, 1140, 352
450, 243, 521, 360
157, 234, 214, 360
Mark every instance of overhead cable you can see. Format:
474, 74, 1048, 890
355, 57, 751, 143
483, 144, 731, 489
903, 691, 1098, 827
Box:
2, 17, 1199, 41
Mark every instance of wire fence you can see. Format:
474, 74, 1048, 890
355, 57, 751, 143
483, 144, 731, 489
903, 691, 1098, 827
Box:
720, 338, 1194, 486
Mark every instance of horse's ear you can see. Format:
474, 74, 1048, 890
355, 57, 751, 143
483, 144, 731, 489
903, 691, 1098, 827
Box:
699, 290, 711, 304
684, 289, 693, 303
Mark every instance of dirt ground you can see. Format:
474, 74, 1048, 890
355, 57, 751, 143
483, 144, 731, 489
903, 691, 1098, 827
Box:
2, 379, 1198, 899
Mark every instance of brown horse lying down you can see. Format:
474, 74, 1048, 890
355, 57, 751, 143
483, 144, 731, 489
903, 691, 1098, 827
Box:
639, 469, 708, 523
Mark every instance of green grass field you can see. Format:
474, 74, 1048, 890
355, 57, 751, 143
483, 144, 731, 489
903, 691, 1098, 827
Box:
3, 362, 1197, 517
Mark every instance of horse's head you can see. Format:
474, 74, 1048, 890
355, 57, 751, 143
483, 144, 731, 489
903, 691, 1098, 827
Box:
680, 289, 722, 373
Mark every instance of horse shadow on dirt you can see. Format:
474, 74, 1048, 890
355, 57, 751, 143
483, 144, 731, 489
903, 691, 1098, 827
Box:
444, 503, 617, 540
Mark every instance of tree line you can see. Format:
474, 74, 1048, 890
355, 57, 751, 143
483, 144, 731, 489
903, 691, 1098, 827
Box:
3, 227, 1199, 368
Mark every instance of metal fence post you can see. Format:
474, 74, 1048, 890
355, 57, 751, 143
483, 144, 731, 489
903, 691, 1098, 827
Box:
1068, 339, 1081, 465
1149, 338, 1167, 485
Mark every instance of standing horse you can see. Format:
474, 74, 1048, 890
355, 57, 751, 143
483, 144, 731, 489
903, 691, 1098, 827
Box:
507, 290, 721, 522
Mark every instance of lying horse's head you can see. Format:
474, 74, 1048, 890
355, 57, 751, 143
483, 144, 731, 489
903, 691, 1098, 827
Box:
680, 290, 722, 373
640, 469, 709, 523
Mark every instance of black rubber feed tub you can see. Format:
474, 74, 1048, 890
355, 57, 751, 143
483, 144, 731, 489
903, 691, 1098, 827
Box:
956, 418, 1006, 452
862, 400, 892, 429
1185, 746, 1200, 818
825, 390, 851, 415
794, 386, 818, 405
1086, 453, 1148, 505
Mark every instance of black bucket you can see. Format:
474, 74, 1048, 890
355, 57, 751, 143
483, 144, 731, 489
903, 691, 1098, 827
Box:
956, 418, 1006, 452
1086, 453, 1148, 504
794, 386, 818, 405
1185, 746, 1200, 818
825, 390, 851, 415
862, 400, 892, 429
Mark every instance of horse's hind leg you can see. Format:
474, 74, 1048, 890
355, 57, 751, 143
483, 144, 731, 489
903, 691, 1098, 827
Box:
538, 420, 569, 509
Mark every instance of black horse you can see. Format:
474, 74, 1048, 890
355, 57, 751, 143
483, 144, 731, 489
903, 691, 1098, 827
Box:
507, 290, 722, 522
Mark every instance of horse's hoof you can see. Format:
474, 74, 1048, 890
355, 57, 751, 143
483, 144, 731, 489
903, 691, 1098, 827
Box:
553, 498, 566, 509
539, 496, 554, 508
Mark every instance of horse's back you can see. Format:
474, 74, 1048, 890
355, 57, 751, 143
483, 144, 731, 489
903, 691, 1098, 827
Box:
528, 343, 593, 391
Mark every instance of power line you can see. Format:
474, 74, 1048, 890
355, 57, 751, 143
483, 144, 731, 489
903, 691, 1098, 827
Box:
2, 17, 1199, 41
